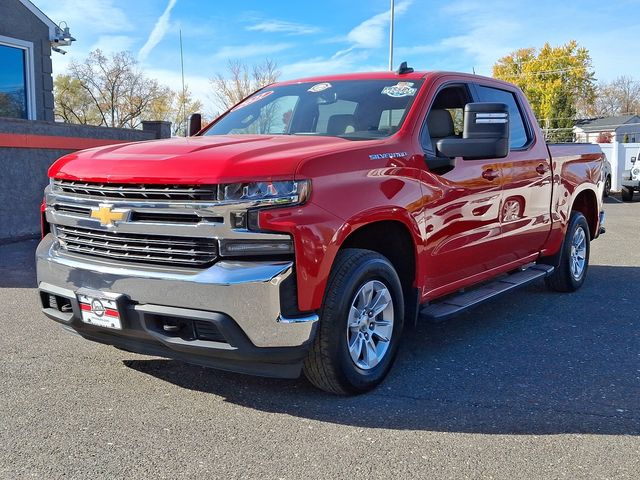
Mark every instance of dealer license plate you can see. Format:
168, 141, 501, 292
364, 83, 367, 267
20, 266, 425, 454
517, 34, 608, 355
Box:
77, 291, 123, 330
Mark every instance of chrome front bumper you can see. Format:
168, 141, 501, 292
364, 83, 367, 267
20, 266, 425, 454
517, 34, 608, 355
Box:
36, 235, 318, 376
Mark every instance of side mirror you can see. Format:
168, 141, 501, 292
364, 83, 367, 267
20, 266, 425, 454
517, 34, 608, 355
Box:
631, 156, 637, 164
436, 102, 510, 160
188, 113, 202, 136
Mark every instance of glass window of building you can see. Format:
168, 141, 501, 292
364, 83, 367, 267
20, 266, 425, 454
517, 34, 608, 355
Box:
0, 44, 28, 119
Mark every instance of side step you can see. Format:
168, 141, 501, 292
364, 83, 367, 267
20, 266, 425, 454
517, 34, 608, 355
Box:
419, 264, 554, 323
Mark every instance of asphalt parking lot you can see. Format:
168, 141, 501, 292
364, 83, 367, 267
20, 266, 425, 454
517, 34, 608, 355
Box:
0, 196, 638, 479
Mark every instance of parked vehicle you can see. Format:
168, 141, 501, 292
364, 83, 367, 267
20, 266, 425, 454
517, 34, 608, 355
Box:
37, 67, 606, 394
621, 147, 639, 201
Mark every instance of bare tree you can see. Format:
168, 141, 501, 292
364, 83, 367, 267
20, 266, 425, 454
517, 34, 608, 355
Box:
210, 59, 280, 110
57, 49, 173, 129
587, 76, 640, 117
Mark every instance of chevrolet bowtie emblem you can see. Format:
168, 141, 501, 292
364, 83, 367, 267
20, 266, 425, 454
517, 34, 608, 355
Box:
90, 205, 128, 226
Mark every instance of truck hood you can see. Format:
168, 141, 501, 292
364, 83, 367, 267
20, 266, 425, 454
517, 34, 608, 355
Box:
49, 135, 372, 184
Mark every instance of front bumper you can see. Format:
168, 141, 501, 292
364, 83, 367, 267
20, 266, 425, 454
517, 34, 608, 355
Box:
36, 235, 318, 378
621, 178, 640, 189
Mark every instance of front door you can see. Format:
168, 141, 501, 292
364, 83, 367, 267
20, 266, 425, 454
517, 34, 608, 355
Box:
417, 83, 506, 297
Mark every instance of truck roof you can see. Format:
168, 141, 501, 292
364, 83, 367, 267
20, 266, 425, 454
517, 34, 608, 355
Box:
275, 70, 516, 89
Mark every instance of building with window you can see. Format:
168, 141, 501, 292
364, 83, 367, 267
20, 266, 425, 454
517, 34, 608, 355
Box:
0, 0, 73, 121
573, 115, 640, 143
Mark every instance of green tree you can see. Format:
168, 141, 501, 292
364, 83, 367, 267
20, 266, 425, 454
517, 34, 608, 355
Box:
492, 41, 596, 142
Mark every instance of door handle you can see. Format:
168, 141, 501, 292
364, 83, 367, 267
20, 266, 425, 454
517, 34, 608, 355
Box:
536, 163, 549, 175
482, 168, 500, 181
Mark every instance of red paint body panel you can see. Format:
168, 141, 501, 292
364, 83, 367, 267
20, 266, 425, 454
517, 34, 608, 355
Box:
46, 71, 604, 312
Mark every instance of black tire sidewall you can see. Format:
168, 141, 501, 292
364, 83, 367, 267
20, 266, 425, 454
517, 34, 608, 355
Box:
324, 253, 404, 393
562, 213, 590, 290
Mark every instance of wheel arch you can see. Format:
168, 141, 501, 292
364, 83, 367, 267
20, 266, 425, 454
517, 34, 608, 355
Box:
570, 188, 599, 239
335, 216, 421, 324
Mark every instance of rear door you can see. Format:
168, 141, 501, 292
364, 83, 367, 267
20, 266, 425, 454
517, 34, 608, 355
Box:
473, 83, 553, 261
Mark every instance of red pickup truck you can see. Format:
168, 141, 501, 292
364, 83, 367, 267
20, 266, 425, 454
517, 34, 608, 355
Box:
37, 67, 605, 394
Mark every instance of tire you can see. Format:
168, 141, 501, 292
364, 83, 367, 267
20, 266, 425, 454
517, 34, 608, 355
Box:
303, 248, 404, 395
621, 186, 634, 202
545, 211, 590, 292
603, 176, 611, 198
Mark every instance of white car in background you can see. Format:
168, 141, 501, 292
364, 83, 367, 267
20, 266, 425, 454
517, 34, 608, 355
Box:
621, 147, 639, 202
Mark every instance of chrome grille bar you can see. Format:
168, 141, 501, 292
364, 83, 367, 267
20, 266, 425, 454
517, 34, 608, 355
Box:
55, 225, 217, 267
53, 180, 218, 201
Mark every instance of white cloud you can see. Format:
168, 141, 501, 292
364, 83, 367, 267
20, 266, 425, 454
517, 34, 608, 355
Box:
139, 0, 178, 62
39, 0, 133, 34
347, 0, 412, 49
247, 20, 319, 35
213, 43, 292, 60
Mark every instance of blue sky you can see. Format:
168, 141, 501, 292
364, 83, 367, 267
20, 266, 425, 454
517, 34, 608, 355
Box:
38, 0, 640, 114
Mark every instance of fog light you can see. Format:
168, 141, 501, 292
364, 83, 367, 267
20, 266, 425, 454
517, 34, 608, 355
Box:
49, 294, 58, 310
230, 211, 247, 229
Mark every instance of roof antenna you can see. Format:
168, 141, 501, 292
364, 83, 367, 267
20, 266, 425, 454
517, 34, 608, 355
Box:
397, 61, 414, 75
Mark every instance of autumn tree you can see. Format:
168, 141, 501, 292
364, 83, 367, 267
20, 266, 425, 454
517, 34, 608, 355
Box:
210, 59, 280, 110
54, 49, 180, 130
147, 86, 203, 137
492, 41, 596, 141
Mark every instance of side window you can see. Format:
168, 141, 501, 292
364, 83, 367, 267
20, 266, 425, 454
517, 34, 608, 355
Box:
476, 85, 529, 149
378, 109, 405, 131
229, 96, 299, 134
316, 99, 357, 133
422, 85, 471, 154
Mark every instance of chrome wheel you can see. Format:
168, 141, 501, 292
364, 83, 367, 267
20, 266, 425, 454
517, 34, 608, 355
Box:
346, 280, 394, 370
570, 226, 587, 280
502, 199, 522, 222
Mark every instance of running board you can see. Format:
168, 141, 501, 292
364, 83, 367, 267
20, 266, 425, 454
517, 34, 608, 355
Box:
419, 264, 554, 322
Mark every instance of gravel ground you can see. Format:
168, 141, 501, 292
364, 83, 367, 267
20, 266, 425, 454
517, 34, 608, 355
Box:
0, 196, 638, 479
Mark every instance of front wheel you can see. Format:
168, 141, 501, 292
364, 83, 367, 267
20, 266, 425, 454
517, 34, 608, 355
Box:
545, 211, 590, 292
303, 249, 404, 395
621, 186, 634, 202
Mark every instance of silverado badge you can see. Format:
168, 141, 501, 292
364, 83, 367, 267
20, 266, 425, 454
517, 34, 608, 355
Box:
90, 204, 128, 226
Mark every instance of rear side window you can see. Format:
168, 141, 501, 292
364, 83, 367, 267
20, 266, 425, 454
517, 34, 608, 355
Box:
476, 85, 529, 148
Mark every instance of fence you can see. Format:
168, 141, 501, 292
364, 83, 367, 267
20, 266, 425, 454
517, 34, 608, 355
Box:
0, 119, 171, 243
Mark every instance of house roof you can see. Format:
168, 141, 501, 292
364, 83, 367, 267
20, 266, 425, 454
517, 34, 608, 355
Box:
574, 115, 640, 132
17, 0, 59, 40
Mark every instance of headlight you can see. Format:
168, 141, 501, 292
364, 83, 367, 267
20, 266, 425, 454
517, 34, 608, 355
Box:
219, 180, 310, 206
632, 168, 640, 179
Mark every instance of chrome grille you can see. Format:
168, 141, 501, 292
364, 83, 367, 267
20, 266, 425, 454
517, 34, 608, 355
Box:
53, 180, 218, 201
55, 225, 217, 267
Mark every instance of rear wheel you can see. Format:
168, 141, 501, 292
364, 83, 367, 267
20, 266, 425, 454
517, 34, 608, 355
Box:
621, 186, 634, 202
303, 249, 404, 395
545, 211, 590, 292
603, 176, 611, 198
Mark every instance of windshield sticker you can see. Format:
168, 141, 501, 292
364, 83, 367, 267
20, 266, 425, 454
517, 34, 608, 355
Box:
369, 151, 408, 161
232, 90, 274, 111
381, 82, 417, 98
308, 82, 332, 93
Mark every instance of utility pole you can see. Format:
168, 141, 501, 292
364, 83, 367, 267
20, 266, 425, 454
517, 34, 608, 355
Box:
388, 0, 395, 71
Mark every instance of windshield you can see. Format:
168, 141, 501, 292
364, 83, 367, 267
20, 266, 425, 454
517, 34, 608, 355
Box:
203, 79, 424, 140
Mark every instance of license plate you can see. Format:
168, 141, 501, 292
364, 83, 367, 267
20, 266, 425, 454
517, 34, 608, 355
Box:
77, 292, 123, 330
